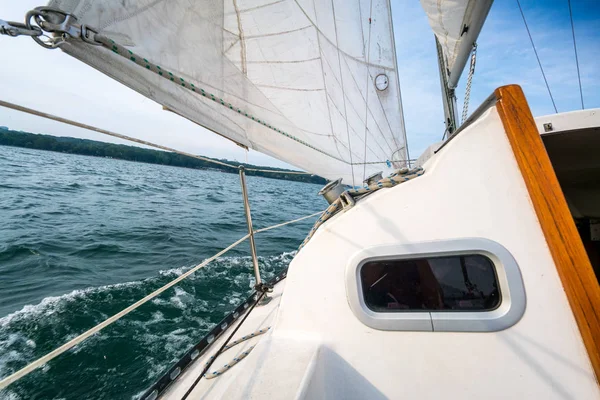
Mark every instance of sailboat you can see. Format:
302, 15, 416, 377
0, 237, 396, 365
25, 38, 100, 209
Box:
0, 0, 599, 398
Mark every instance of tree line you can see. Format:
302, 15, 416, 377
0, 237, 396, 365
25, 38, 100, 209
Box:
0, 128, 327, 184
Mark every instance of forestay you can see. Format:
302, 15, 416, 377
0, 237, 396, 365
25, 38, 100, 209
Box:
47, 0, 408, 185
420, 0, 493, 89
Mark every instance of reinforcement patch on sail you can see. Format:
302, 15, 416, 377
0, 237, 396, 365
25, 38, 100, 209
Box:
48, 0, 409, 185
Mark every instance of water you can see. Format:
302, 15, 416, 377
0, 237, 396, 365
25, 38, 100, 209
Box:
0, 146, 325, 400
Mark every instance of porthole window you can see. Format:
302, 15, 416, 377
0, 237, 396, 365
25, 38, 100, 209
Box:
345, 239, 526, 332
360, 254, 500, 312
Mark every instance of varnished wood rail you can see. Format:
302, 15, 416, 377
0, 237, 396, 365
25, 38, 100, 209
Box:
495, 85, 600, 383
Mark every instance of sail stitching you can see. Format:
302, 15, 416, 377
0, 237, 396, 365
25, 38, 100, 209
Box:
98, 0, 166, 31
309, 0, 340, 163
232, 0, 248, 75
238, 0, 286, 14
325, 91, 384, 160
325, 60, 393, 157
336, 55, 397, 155
320, 43, 396, 155
324, 87, 383, 161
292, 0, 396, 166
244, 25, 313, 39
323, 46, 391, 158
329, 0, 355, 186
292, 0, 394, 72
362, 0, 374, 181
94, 34, 349, 164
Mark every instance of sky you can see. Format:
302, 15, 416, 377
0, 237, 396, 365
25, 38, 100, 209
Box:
0, 0, 598, 169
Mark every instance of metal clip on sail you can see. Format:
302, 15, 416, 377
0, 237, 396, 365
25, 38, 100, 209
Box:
3, 7, 101, 49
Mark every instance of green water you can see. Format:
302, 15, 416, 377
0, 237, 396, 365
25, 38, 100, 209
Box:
0, 145, 325, 399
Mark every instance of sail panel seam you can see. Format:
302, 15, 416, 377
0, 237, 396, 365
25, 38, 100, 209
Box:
93, 34, 349, 164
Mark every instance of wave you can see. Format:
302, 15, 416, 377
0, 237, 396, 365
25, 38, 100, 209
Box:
0, 252, 293, 400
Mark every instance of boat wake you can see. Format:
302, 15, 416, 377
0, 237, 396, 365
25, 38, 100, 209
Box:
0, 252, 295, 400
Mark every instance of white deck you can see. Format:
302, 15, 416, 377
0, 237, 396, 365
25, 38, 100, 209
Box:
160, 105, 600, 399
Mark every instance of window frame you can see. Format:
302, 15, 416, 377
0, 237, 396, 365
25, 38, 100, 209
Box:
345, 238, 526, 332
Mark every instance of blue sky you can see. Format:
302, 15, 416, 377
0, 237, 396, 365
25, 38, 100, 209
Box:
394, 0, 600, 157
0, 0, 598, 167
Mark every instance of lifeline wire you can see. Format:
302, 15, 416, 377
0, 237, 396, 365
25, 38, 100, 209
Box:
0, 100, 311, 175
0, 210, 321, 390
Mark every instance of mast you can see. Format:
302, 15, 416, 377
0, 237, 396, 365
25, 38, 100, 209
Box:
446, 0, 493, 90
423, 0, 494, 136
435, 36, 459, 137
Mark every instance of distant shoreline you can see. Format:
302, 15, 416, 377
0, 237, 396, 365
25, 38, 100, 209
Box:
0, 128, 326, 184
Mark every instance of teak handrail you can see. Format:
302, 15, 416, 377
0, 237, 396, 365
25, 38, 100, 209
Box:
495, 85, 600, 383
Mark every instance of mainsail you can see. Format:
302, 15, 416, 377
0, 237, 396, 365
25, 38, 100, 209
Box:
420, 0, 493, 89
48, 0, 408, 185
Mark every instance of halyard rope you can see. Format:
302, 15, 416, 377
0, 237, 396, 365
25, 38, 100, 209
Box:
0, 99, 312, 175
0, 212, 320, 391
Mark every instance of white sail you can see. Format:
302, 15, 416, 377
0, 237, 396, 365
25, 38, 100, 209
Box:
420, 0, 493, 89
48, 0, 408, 185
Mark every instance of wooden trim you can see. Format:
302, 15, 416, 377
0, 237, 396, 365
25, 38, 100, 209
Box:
495, 85, 600, 383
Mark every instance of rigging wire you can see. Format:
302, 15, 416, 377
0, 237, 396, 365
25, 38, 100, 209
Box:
362, 1, 374, 182
0, 100, 311, 175
567, 0, 585, 109
0, 210, 322, 391
516, 0, 558, 113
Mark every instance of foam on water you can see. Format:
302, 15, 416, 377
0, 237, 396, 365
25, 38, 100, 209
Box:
0, 146, 324, 399
0, 252, 296, 400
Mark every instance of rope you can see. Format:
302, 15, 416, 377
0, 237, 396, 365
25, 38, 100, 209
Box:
567, 0, 584, 109
298, 167, 424, 250
204, 327, 270, 380
0, 234, 249, 391
516, 0, 558, 113
0, 99, 311, 175
0, 210, 322, 391
461, 43, 477, 124
182, 291, 266, 399
93, 34, 348, 164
